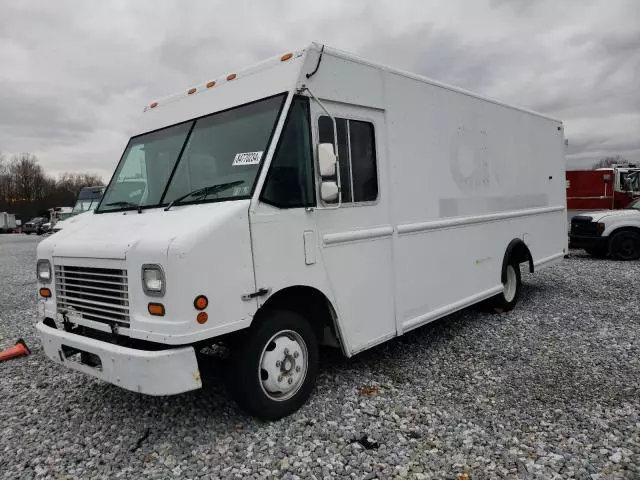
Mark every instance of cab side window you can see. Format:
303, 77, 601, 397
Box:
261, 96, 315, 208
318, 116, 378, 203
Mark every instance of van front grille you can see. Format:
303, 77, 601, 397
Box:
55, 265, 129, 326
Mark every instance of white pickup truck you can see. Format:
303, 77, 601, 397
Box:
569, 197, 640, 260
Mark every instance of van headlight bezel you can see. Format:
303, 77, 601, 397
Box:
37, 259, 52, 283
141, 264, 166, 297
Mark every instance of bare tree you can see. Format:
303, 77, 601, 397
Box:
0, 152, 104, 220
8, 153, 47, 202
0, 152, 10, 202
57, 172, 104, 195
593, 155, 629, 170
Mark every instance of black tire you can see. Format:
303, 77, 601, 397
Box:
25, 232, 31, 235
585, 246, 608, 258
488, 262, 522, 312
228, 309, 318, 420
610, 230, 640, 261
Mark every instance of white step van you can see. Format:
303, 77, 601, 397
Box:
36, 44, 567, 419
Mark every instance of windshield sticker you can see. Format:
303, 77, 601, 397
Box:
232, 151, 263, 166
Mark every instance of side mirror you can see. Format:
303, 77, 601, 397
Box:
318, 143, 336, 178
320, 181, 338, 203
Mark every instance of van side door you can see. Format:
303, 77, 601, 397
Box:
311, 101, 396, 355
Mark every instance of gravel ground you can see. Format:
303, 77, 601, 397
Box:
0, 234, 638, 480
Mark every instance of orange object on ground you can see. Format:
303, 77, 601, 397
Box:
0, 338, 30, 362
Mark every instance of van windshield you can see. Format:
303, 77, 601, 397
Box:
97, 94, 285, 213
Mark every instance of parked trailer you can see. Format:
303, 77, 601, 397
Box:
566, 166, 640, 222
0, 212, 17, 233
36, 44, 567, 419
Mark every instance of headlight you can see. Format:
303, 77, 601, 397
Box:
596, 222, 605, 235
142, 264, 165, 296
37, 259, 51, 283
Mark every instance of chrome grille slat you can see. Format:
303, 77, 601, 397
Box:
57, 290, 129, 303
54, 268, 127, 280
55, 276, 128, 287
58, 283, 128, 295
58, 296, 130, 312
55, 265, 129, 327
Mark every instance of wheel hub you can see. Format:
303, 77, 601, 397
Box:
259, 331, 307, 401
503, 265, 517, 302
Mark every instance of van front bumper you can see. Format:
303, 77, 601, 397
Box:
36, 322, 202, 395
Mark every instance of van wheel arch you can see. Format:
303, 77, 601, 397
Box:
502, 238, 533, 283
257, 285, 345, 355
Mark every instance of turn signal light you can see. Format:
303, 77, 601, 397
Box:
280, 52, 293, 61
39, 288, 51, 298
194, 295, 208, 310
196, 312, 208, 324
148, 303, 165, 316
187, 87, 197, 95
226, 73, 237, 81
206, 81, 216, 88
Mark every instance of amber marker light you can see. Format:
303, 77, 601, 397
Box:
194, 295, 208, 310
196, 312, 208, 324
148, 303, 165, 316
39, 288, 51, 298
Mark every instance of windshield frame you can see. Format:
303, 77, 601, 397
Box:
96, 92, 288, 214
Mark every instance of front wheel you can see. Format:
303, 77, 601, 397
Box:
488, 262, 522, 312
610, 231, 640, 261
228, 309, 318, 420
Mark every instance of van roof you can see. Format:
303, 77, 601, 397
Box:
143, 42, 560, 125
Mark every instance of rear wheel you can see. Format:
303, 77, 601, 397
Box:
610, 231, 640, 261
228, 309, 318, 420
489, 262, 522, 312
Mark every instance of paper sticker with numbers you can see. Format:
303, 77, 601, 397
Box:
232, 151, 263, 166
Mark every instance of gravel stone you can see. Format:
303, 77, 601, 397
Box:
0, 236, 639, 479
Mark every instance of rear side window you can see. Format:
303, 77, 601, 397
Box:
318, 116, 378, 203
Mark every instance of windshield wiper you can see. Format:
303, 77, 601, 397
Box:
164, 181, 245, 211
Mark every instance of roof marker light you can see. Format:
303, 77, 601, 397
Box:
188, 88, 197, 95
280, 53, 293, 62
150, 102, 158, 108
226, 73, 237, 81
206, 81, 216, 88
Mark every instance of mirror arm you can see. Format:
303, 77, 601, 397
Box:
300, 85, 341, 208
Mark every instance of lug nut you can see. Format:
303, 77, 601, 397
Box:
288, 378, 293, 385
293, 351, 299, 358
296, 366, 301, 372
278, 375, 283, 382
284, 348, 289, 355
276, 360, 281, 368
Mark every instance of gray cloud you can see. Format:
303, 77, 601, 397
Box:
0, 0, 638, 179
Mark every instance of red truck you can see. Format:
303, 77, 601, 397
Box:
566, 166, 640, 220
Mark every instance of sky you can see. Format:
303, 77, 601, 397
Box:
0, 0, 638, 181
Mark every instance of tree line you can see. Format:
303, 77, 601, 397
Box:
0, 152, 104, 222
